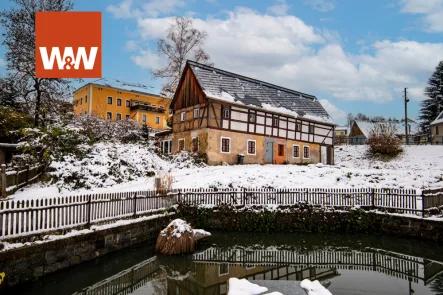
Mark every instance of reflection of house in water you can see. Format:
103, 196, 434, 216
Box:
72, 246, 443, 295
167, 262, 338, 295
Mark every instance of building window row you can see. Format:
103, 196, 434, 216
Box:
292, 145, 310, 159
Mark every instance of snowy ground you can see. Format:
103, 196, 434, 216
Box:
10, 145, 443, 200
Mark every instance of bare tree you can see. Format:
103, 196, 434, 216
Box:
346, 113, 353, 127
0, 0, 76, 127
153, 16, 212, 97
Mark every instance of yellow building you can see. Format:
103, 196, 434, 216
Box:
73, 78, 170, 130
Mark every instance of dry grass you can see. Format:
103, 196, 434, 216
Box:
156, 225, 196, 255
155, 170, 174, 191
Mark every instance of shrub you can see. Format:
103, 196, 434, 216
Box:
367, 123, 403, 156
0, 106, 33, 142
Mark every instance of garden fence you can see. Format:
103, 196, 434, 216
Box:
1, 164, 45, 198
0, 187, 440, 240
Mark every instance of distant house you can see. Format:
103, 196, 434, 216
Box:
349, 120, 418, 145
164, 60, 335, 165
73, 78, 171, 130
430, 110, 443, 144
334, 126, 348, 145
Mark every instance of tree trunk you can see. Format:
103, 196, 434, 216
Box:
34, 85, 41, 127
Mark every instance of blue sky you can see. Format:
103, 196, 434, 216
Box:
1, 0, 443, 125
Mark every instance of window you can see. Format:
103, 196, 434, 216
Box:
295, 122, 301, 132
247, 140, 256, 155
85, 95, 88, 103
221, 137, 231, 153
273, 117, 279, 127
303, 146, 310, 159
181, 112, 186, 121
107, 97, 112, 104
223, 109, 230, 119
293, 145, 300, 158
249, 113, 256, 123
192, 137, 199, 152
309, 125, 315, 134
219, 264, 229, 276
84, 111, 87, 115
178, 139, 185, 152
106, 112, 112, 120
80, 97, 83, 104
162, 140, 172, 154
194, 108, 200, 118
156, 116, 160, 124
117, 98, 122, 106
116, 113, 122, 121
126, 114, 130, 120
142, 114, 147, 122
437, 126, 439, 135
278, 144, 284, 156
126, 100, 130, 107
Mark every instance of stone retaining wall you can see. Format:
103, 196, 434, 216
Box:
0, 215, 171, 287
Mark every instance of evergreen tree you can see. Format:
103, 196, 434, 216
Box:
419, 61, 443, 134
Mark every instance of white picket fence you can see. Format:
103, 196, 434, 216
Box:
0, 187, 426, 240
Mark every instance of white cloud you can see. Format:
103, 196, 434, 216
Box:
131, 8, 443, 105
107, 0, 133, 19
267, 0, 290, 16
124, 40, 139, 52
107, 0, 187, 19
319, 99, 346, 122
142, 0, 186, 17
400, 0, 443, 32
131, 49, 164, 70
0, 58, 5, 66
304, 0, 335, 12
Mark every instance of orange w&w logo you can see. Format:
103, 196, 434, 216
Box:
35, 12, 102, 78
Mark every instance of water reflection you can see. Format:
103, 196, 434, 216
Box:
7, 233, 443, 295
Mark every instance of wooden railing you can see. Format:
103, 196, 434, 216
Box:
1, 187, 442, 240
1, 164, 44, 198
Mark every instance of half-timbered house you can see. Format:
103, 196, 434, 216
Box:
166, 60, 335, 165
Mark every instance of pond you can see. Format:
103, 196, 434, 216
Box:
4, 232, 443, 295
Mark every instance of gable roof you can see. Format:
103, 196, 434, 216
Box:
431, 110, 443, 125
182, 60, 332, 124
352, 120, 419, 138
74, 78, 162, 98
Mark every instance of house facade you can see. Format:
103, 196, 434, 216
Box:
73, 78, 170, 130
431, 110, 443, 144
334, 126, 349, 145
163, 61, 335, 165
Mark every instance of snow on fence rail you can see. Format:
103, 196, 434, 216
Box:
1, 164, 44, 198
0, 187, 436, 240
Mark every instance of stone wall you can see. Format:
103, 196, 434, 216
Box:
181, 206, 443, 242
0, 215, 171, 287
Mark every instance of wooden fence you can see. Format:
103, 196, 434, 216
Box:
174, 187, 421, 214
1, 164, 44, 198
0, 187, 441, 240
422, 188, 443, 209
0, 190, 175, 239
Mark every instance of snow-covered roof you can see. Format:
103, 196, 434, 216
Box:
335, 126, 348, 131
431, 110, 443, 125
77, 78, 162, 97
353, 120, 419, 138
186, 61, 332, 124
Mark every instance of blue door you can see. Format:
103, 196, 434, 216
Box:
265, 139, 274, 163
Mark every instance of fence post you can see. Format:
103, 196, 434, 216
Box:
25, 164, 30, 184
371, 188, 375, 210
421, 190, 425, 218
133, 192, 138, 218
1, 164, 6, 199
87, 194, 92, 228
178, 189, 181, 204
243, 188, 246, 206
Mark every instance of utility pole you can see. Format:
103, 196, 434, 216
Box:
404, 88, 410, 145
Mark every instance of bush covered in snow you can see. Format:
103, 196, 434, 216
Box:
13, 115, 160, 190
367, 123, 403, 157
164, 151, 207, 169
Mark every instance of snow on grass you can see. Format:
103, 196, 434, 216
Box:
10, 145, 443, 200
